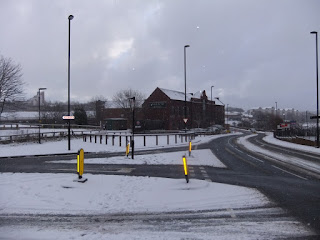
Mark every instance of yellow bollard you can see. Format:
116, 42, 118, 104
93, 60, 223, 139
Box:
189, 141, 192, 156
126, 143, 130, 157
182, 155, 189, 183
76, 148, 87, 183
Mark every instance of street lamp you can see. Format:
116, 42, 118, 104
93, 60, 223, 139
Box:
38, 88, 47, 144
129, 97, 135, 159
67, 14, 74, 151
184, 45, 190, 132
211, 85, 214, 126
275, 101, 278, 116
310, 31, 319, 148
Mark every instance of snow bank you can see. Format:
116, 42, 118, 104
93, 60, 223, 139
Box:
263, 132, 320, 155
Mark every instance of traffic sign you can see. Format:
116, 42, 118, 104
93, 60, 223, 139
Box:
183, 118, 188, 123
310, 115, 320, 119
63, 116, 75, 120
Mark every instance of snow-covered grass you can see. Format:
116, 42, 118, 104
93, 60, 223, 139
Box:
237, 134, 320, 175
263, 132, 320, 155
51, 149, 226, 168
0, 173, 268, 215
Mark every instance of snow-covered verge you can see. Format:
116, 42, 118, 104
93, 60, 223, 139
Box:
237, 134, 320, 175
263, 132, 320, 155
0, 173, 268, 215
51, 149, 226, 168
0, 173, 315, 240
0, 132, 242, 157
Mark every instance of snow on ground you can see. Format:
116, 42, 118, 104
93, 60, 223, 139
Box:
0, 219, 313, 240
0, 132, 242, 157
237, 134, 320, 175
0, 131, 317, 239
52, 149, 226, 168
263, 132, 320, 154
0, 173, 315, 239
0, 173, 268, 215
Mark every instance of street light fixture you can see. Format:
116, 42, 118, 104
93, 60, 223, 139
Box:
67, 14, 74, 151
38, 88, 47, 144
184, 45, 190, 132
310, 31, 319, 148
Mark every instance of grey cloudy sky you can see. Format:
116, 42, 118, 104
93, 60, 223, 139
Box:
1, 0, 319, 111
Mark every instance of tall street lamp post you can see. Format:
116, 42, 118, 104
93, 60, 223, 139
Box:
184, 45, 190, 132
275, 101, 278, 116
226, 104, 229, 126
67, 14, 74, 151
38, 88, 46, 144
311, 31, 319, 148
129, 97, 135, 159
211, 85, 214, 126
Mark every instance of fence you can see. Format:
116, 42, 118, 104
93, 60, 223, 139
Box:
0, 130, 84, 144
82, 133, 196, 147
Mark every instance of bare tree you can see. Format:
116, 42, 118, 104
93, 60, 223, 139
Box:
0, 55, 24, 118
41, 102, 67, 124
112, 88, 145, 108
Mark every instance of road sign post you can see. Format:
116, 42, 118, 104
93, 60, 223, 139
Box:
63, 116, 75, 151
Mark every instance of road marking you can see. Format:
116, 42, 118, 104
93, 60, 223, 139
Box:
225, 147, 259, 169
228, 138, 264, 163
228, 139, 264, 163
246, 154, 264, 163
272, 165, 307, 180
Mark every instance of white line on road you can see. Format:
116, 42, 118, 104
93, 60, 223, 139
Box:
246, 154, 264, 163
272, 165, 307, 180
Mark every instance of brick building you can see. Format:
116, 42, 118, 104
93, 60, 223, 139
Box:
100, 87, 225, 130
142, 87, 224, 130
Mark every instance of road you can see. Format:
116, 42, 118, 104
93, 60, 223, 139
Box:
1, 132, 320, 239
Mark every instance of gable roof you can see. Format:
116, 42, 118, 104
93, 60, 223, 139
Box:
159, 88, 204, 102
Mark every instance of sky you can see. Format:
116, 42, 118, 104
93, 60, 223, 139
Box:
0, 0, 319, 111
